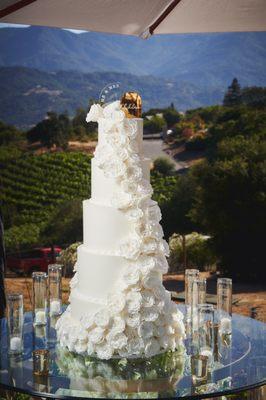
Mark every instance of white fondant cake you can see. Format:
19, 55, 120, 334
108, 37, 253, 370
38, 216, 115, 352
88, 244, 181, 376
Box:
56, 100, 185, 359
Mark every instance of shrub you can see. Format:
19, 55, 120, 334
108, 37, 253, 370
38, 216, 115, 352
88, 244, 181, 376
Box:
153, 157, 175, 175
168, 232, 217, 273
144, 115, 165, 134
57, 242, 81, 276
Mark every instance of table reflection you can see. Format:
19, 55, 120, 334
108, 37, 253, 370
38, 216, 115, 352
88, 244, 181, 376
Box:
55, 347, 185, 398
0, 308, 265, 399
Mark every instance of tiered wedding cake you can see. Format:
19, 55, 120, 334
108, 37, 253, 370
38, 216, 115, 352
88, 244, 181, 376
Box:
56, 100, 185, 359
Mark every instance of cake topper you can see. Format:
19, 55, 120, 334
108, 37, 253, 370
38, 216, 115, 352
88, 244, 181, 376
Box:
121, 92, 142, 118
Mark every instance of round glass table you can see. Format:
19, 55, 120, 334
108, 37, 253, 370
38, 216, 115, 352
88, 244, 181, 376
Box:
0, 306, 265, 399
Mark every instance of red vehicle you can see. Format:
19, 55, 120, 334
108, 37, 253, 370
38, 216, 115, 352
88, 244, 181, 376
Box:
6, 247, 62, 275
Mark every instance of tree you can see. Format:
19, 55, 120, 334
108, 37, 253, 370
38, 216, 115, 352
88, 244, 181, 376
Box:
72, 108, 97, 137
4, 223, 41, 252
163, 108, 181, 127
223, 78, 242, 107
42, 200, 83, 246
0, 121, 22, 146
191, 133, 266, 280
160, 173, 199, 268
27, 112, 72, 148
241, 86, 266, 109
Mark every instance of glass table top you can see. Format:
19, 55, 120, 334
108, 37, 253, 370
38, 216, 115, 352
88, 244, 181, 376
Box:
0, 305, 265, 399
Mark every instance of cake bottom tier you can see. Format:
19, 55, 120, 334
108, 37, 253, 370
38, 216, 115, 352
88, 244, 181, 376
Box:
70, 288, 104, 320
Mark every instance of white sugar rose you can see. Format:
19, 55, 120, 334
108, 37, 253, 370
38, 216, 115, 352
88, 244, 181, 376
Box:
68, 326, 78, 340
106, 130, 129, 148
126, 313, 140, 328
67, 341, 76, 352
143, 306, 159, 322
88, 327, 105, 344
77, 329, 88, 342
168, 335, 177, 351
108, 293, 126, 314
154, 324, 166, 337
80, 313, 95, 330
144, 338, 161, 358
142, 290, 155, 308
86, 103, 103, 122
144, 222, 164, 240
172, 306, 184, 322
137, 180, 153, 199
121, 179, 138, 193
74, 342, 87, 354
100, 117, 116, 133
157, 255, 169, 274
153, 284, 166, 299
138, 321, 153, 339
142, 237, 158, 255
112, 316, 126, 333
112, 110, 126, 122
125, 207, 143, 222
155, 299, 165, 312
159, 239, 170, 257
142, 271, 162, 290
148, 203, 162, 222
119, 235, 142, 260
104, 158, 126, 179
109, 332, 127, 350
128, 139, 139, 154
124, 119, 138, 139
159, 335, 171, 349
117, 147, 129, 161
94, 309, 110, 328
126, 291, 142, 313
128, 337, 144, 355
162, 296, 173, 313
165, 325, 175, 335
122, 266, 140, 286
102, 100, 121, 117
111, 191, 133, 210
127, 165, 142, 183
95, 342, 114, 360
138, 255, 156, 276
173, 320, 186, 337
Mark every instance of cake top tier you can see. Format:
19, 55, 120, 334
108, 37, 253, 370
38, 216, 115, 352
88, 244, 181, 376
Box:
86, 100, 143, 155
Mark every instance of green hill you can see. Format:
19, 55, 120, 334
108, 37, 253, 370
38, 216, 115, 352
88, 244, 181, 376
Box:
0, 67, 223, 129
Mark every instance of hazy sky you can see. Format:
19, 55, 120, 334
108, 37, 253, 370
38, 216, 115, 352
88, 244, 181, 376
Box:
0, 22, 86, 33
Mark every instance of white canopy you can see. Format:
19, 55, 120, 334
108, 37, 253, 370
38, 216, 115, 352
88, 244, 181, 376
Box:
0, 0, 265, 38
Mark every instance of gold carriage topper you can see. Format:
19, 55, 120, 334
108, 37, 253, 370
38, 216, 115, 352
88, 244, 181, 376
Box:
121, 92, 142, 118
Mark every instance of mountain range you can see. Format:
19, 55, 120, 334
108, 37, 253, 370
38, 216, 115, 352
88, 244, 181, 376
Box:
1, 26, 266, 87
0, 26, 265, 127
